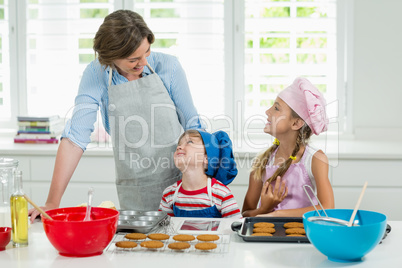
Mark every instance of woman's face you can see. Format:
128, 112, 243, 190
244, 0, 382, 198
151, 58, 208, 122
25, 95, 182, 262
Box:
113, 38, 151, 79
174, 134, 207, 172
264, 97, 294, 137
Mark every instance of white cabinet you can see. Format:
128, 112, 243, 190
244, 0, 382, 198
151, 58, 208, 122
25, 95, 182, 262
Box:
2, 140, 402, 220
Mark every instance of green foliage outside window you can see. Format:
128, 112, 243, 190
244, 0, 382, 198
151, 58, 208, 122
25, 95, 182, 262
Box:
260, 84, 268, 93
28, 8, 38, 19
151, 9, 179, 18
0, 98, 3, 106
246, 39, 253, 48
260, 37, 289, 48
247, 84, 253, 93
29, 39, 36, 49
152, 39, 176, 48
316, 84, 327, 93
297, 37, 327, 48
261, 7, 290, 17
260, 53, 289, 64
0, 83, 2, 92
79, 38, 93, 49
260, 99, 270, 107
151, 0, 173, 2
297, 7, 327, 18
297, 53, 326, 64
268, 84, 286, 93
0, 9, 4, 20
79, 54, 95, 64
80, 9, 108, 19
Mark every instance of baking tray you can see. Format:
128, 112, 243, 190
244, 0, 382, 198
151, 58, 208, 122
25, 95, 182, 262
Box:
231, 217, 310, 243
117, 210, 169, 233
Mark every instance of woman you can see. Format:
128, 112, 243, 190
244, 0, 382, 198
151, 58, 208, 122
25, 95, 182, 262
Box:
29, 10, 203, 221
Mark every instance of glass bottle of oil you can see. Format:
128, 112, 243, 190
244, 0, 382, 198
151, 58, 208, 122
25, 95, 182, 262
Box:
10, 170, 28, 247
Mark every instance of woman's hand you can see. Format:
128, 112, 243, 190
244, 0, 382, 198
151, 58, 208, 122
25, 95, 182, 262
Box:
259, 176, 288, 214
28, 204, 58, 223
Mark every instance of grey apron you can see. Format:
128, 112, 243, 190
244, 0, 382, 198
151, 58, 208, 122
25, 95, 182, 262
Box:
108, 64, 183, 210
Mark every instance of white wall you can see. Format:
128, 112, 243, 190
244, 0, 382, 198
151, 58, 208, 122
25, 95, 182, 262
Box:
353, 0, 402, 132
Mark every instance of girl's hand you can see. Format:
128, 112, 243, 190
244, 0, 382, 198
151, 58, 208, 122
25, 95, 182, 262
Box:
259, 176, 288, 213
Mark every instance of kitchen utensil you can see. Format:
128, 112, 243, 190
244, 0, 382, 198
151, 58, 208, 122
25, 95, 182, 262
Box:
23, 194, 53, 220
117, 210, 169, 233
0, 158, 18, 227
231, 217, 309, 243
303, 185, 352, 226
0, 227, 12, 251
42, 207, 119, 257
83, 187, 94, 221
303, 209, 387, 262
348, 181, 368, 227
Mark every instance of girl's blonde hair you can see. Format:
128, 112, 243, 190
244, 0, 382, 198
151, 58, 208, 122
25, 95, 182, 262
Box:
251, 110, 312, 183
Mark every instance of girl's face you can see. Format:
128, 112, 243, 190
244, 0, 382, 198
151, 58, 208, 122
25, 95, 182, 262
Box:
174, 134, 207, 172
264, 97, 295, 137
113, 38, 151, 79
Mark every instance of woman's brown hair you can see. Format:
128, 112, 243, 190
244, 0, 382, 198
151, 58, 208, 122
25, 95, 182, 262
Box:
251, 109, 313, 183
93, 10, 155, 67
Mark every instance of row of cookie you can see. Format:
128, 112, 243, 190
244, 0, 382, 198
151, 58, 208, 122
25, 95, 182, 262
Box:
252, 222, 306, 237
125, 233, 221, 242
253, 221, 304, 229
116, 241, 218, 251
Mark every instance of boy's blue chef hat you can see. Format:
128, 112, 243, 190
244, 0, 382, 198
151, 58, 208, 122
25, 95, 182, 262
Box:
198, 130, 237, 185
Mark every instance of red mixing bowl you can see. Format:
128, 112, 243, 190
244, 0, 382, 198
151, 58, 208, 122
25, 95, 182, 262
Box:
0, 227, 12, 251
42, 207, 119, 257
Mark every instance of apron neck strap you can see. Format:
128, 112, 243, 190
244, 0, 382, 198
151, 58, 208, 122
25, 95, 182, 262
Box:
172, 178, 213, 206
108, 66, 113, 87
108, 63, 154, 87
146, 63, 155, 74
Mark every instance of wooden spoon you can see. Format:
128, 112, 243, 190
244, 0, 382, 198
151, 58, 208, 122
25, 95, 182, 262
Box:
347, 181, 368, 227
24, 194, 53, 220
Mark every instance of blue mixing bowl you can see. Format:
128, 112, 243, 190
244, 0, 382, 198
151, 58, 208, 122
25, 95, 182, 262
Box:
303, 209, 387, 262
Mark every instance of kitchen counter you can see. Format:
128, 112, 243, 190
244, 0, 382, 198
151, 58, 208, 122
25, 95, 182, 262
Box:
0, 217, 400, 268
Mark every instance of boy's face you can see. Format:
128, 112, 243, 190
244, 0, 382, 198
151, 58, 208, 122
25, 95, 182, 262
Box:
174, 134, 207, 173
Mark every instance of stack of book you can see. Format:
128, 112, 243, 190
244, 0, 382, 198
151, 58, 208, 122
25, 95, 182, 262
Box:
14, 115, 64, 144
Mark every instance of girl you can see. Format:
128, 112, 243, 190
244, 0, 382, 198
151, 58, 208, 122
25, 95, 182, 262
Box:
159, 130, 242, 218
242, 77, 334, 217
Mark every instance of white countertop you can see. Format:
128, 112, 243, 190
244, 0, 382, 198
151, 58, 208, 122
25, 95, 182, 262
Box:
0, 217, 400, 268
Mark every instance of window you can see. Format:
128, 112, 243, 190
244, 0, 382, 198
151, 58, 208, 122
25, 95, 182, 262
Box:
0, 0, 10, 119
1, 0, 344, 142
126, 0, 225, 119
25, 0, 115, 117
242, 0, 338, 136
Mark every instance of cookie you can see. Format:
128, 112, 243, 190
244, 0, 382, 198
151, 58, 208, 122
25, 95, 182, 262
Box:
125, 233, 147, 240
147, 233, 170, 241
285, 228, 306, 235
253, 222, 275, 228
173, 234, 195, 242
168, 242, 191, 250
283, 222, 304, 229
196, 234, 220, 242
115, 241, 137, 248
140, 240, 164, 249
195, 242, 217, 251
251, 233, 273, 236
286, 234, 306, 237
253, 227, 276, 234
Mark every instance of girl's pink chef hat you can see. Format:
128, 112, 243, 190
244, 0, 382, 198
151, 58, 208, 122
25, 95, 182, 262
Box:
278, 77, 329, 135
